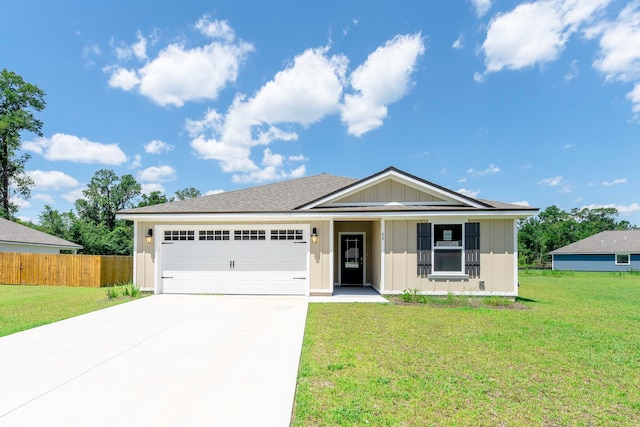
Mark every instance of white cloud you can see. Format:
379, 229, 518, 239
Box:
10, 197, 30, 209
457, 188, 480, 197
62, 188, 86, 203
565, 59, 580, 81
471, 0, 492, 17
582, 202, 640, 215
452, 35, 464, 49
205, 189, 225, 195
33, 194, 55, 204
628, 82, 640, 113
479, 0, 610, 76
538, 175, 564, 186
458, 177, 467, 183
27, 170, 80, 190
511, 200, 531, 206
589, 3, 640, 82
602, 178, 627, 186
231, 150, 306, 183
563, 143, 575, 149
141, 183, 166, 195
106, 20, 253, 107
113, 31, 148, 61
466, 163, 500, 176
107, 67, 140, 90
129, 154, 142, 169
190, 45, 347, 178
144, 139, 175, 154
341, 33, 425, 137
288, 154, 308, 162
82, 43, 101, 66
195, 15, 235, 41
23, 133, 127, 165
137, 165, 176, 182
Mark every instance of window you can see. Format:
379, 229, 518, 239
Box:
164, 230, 194, 241
199, 230, 229, 241
270, 229, 304, 241
417, 223, 480, 277
616, 254, 630, 265
234, 230, 266, 241
433, 224, 463, 273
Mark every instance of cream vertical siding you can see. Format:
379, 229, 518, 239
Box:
384, 219, 517, 294
370, 221, 381, 291
309, 220, 331, 292
333, 181, 445, 203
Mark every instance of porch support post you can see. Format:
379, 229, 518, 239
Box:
380, 219, 385, 293
329, 218, 335, 293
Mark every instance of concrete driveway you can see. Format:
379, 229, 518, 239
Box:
0, 295, 308, 427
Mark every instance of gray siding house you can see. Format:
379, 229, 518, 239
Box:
550, 230, 640, 272
0, 218, 82, 254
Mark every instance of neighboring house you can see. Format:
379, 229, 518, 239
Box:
117, 167, 537, 297
0, 218, 82, 254
550, 230, 640, 272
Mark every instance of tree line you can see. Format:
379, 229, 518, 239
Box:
518, 205, 637, 267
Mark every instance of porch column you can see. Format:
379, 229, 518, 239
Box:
380, 219, 385, 293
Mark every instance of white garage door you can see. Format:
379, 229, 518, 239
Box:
159, 227, 309, 295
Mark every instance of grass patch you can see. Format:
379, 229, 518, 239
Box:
0, 285, 145, 337
292, 272, 640, 426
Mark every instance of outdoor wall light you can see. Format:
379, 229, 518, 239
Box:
311, 227, 319, 244
145, 229, 153, 244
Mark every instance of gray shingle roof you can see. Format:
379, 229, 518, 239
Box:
0, 218, 82, 249
120, 173, 359, 214
550, 230, 640, 254
118, 167, 537, 216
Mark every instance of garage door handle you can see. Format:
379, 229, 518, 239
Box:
162, 242, 173, 245
294, 241, 307, 244
162, 276, 173, 279
293, 277, 306, 280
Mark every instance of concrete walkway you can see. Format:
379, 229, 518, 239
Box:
0, 295, 308, 427
309, 286, 389, 303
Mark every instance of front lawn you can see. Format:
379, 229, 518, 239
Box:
0, 285, 143, 337
292, 272, 640, 426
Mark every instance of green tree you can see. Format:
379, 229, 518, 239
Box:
0, 69, 45, 218
75, 169, 141, 231
174, 187, 201, 200
38, 205, 75, 240
138, 190, 169, 207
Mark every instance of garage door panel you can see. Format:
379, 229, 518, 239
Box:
160, 227, 308, 295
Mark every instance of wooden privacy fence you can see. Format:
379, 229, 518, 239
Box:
0, 253, 132, 287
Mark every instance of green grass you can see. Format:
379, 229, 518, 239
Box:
0, 285, 144, 337
292, 272, 640, 426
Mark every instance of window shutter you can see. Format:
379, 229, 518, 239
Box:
465, 223, 480, 278
417, 223, 432, 276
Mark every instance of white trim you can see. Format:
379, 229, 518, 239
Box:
299, 169, 487, 210
117, 210, 535, 222
325, 201, 462, 207
380, 219, 385, 294
133, 222, 138, 288
513, 220, 518, 295
385, 290, 518, 297
0, 240, 81, 251
329, 219, 334, 294
615, 253, 631, 265
338, 232, 366, 285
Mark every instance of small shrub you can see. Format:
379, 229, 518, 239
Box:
121, 283, 140, 298
483, 296, 514, 308
105, 286, 119, 300
400, 289, 420, 303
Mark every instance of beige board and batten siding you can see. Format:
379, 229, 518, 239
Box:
383, 219, 516, 294
135, 220, 331, 292
333, 179, 446, 204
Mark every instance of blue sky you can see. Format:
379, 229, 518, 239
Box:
3, 0, 640, 225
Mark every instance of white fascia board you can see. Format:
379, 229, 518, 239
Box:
299, 169, 485, 209
0, 240, 81, 250
117, 210, 535, 223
